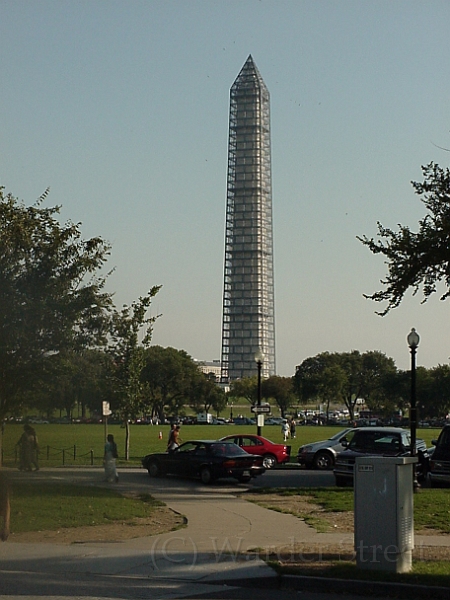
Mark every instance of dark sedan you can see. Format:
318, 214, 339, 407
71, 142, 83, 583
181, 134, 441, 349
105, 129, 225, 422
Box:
427, 424, 450, 487
333, 427, 429, 486
142, 440, 265, 484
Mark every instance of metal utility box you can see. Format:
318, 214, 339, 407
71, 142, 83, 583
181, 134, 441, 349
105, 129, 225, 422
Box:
354, 456, 417, 573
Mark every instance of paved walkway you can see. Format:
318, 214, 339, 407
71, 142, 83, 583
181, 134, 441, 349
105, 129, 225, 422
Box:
0, 467, 449, 599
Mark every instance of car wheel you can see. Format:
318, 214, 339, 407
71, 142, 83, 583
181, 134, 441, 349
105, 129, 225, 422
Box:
147, 460, 161, 478
313, 451, 334, 470
263, 454, 277, 469
200, 467, 213, 484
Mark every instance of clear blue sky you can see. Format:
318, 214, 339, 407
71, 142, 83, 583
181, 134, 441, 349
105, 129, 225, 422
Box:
2, 0, 450, 376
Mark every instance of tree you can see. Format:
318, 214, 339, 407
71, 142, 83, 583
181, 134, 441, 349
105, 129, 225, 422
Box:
189, 374, 227, 416
108, 288, 161, 459
0, 187, 112, 464
294, 350, 397, 421
33, 349, 109, 420
339, 351, 396, 420
228, 377, 258, 405
423, 365, 450, 420
261, 376, 295, 418
141, 346, 201, 422
358, 162, 450, 314
358, 351, 397, 414
294, 353, 346, 421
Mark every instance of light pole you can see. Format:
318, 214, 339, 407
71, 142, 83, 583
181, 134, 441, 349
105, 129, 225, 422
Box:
407, 327, 420, 491
255, 350, 264, 436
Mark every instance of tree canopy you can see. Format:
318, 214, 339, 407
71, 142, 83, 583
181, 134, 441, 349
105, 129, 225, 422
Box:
141, 346, 203, 421
228, 377, 258, 405
294, 350, 397, 420
358, 162, 450, 314
261, 375, 295, 418
0, 187, 112, 425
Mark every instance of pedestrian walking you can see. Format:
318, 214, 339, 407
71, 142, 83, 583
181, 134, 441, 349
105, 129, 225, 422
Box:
27, 426, 40, 470
290, 419, 296, 439
104, 434, 119, 483
167, 423, 176, 451
168, 424, 181, 452
16, 425, 39, 471
281, 420, 290, 442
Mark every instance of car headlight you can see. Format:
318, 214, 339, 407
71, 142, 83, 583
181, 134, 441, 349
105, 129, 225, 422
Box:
298, 445, 313, 454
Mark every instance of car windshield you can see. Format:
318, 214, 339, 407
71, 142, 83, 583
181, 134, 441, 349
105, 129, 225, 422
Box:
349, 431, 401, 452
210, 443, 246, 456
329, 428, 352, 441
175, 442, 198, 453
437, 428, 450, 447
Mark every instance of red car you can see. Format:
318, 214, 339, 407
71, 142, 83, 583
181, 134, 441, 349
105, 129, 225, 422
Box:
219, 434, 291, 469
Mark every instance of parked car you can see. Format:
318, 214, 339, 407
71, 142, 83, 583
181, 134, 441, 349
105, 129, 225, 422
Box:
333, 427, 429, 486
232, 417, 255, 425
427, 424, 450, 487
297, 428, 356, 470
219, 434, 291, 469
142, 440, 265, 484
265, 417, 285, 426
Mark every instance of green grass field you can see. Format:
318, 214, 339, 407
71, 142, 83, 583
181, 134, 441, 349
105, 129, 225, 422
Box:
9, 482, 166, 532
1, 423, 442, 468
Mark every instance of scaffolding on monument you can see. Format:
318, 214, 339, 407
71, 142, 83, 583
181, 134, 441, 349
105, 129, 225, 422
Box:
221, 56, 276, 383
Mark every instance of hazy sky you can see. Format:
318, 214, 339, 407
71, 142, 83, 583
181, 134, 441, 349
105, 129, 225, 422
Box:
2, 0, 450, 376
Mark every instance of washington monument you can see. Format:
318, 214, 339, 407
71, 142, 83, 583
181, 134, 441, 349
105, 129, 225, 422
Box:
220, 56, 276, 382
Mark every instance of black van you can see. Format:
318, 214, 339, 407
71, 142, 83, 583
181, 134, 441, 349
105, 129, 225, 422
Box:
427, 424, 450, 487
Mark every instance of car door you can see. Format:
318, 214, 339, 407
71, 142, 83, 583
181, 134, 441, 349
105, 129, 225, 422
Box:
237, 436, 264, 457
187, 442, 210, 477
165, 442, 198, 476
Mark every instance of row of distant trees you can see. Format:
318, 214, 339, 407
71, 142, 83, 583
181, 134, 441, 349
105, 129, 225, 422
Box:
11, 341, 450, 427
3, 158, 450, 459
20, 346, 228, 425
228, 350, 450, 423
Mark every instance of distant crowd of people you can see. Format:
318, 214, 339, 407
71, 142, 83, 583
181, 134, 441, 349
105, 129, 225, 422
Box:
281, 418, 296, 442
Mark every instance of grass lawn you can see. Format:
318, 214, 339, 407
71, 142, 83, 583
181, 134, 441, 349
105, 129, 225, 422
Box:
246, 486, 450, 586
9, 482, 167, 533
249, 486, 450, 534
1, 423, 442, 468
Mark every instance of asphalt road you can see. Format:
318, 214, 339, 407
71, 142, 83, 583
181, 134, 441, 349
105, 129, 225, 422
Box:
123, 464, 336, 493
252, 466, 335, 489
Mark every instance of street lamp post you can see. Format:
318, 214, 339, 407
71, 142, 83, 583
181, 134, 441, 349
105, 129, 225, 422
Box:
407, 327, 420, 491
255, 350, 264, 436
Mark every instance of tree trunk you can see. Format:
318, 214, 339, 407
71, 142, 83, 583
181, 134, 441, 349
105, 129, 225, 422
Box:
0, 423, 3, 468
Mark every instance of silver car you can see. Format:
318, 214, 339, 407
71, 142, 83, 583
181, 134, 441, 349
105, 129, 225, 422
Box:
297, 428, 356, 470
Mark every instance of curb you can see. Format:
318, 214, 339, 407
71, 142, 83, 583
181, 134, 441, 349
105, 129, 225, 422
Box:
212, 574, 450, 599
281, 574, 450, 599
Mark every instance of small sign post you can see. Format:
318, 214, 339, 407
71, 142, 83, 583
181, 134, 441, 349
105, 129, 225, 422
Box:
102, 401, 112, 440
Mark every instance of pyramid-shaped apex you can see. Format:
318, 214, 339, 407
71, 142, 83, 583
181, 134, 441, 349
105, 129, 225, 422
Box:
232, 55, 267, 91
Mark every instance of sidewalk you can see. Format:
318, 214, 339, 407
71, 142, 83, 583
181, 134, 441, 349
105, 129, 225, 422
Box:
0, 467, 449, 599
